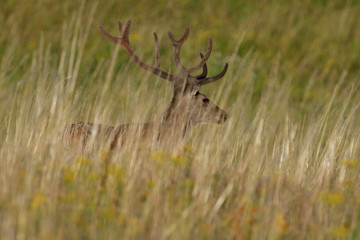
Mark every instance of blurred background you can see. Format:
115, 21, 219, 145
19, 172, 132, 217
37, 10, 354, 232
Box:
1, 1, 360, 239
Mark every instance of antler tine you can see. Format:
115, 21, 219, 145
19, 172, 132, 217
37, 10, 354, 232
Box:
168, 27, 213, 75
99, 20, 179, 82
168, 27, 190, 73
191, 53, 208, 79
99, 24, 123, 44
198, 63, 228, 86
154, 32, 160, 68
122, 20, 131, 42
168, 27, 189, 46
187, 37, 212, 73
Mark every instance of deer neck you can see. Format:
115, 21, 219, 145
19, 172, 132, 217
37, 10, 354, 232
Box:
160, 95, 194, 139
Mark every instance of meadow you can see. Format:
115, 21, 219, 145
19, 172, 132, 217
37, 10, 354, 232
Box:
0, 0, 359, 239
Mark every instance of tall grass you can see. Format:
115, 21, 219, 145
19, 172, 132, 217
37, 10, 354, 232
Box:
0, 1, 360, 239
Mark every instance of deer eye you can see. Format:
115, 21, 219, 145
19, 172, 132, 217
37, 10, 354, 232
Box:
202, 98, 209, 104
195, 91, 200, 96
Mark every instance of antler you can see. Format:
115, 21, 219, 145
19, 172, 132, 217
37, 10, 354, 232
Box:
168, 28, 213, 75
167, 27, 228, 85
99, 20, 178, 81
99, 20, 228, 86
192, 53, 208, 79
197, 63, 228, 86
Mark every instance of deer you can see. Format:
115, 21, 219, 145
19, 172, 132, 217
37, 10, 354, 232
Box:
68, 20, 228, 151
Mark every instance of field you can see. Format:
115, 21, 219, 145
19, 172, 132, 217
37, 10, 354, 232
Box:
1, 0, 360, 239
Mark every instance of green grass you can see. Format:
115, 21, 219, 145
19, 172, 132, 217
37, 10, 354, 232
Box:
0, 0, 360, 239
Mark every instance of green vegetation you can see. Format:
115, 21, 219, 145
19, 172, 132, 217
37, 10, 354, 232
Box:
0, 0, 359, 239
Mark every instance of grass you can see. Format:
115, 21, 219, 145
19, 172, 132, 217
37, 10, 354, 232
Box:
0, 0, 360, 239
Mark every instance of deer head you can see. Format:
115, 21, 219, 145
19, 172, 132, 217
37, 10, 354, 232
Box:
99, 20, 228, 127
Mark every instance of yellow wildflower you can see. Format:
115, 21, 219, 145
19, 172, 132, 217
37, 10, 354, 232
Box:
275, 212, 288, 233
321, 192, 344, 205
30, 192, 46, 210
76, 156, 91, 166
340, 159, 360, 167
62, 168, 75, 184
332, 227, 348, 238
